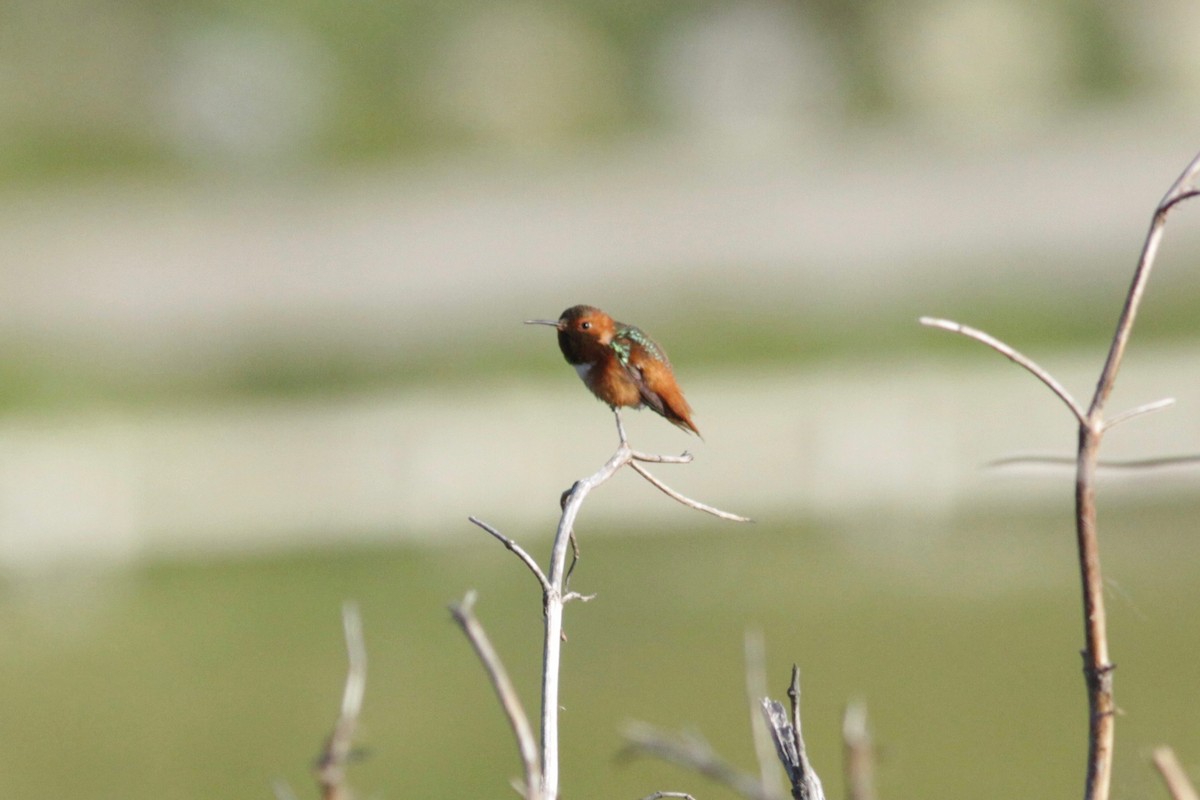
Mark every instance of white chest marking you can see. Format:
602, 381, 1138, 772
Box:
573, 363, 593, 381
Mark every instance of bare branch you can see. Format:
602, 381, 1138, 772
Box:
841, 700, 875, 800
1095, 454, 1200, 471
1090, 150, 1200, 419
470, 399, 750, 800
629, 461, 752, 522
1075, 151, 1200, 800
449, 591, 542, 800
760, 699, 823, 800
922, 151, 1200, 800
339, 604, 367, 721
986, 454, 1075, 470
1153, 746, 1200, 800
640, 793, 698, 800
469, 516, 551, 593
989, 453, 1200, 473
919, 316, 1087, 425
539, 447, 628, 797
764, 665, 826, 800
1103, 397, 1175, 431
631, 450, 695, 464
314, 603, 368, 800
745, 631, 784, 800
916, 150, 1200, 800
537, 438, 749, 796
565, 531, 580, 587
615, 408, 630, 447
623, 722, 774, 800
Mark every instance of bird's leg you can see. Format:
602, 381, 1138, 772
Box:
613, 408, 629, 448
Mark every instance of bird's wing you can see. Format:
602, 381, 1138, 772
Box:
612, 326, 669, 415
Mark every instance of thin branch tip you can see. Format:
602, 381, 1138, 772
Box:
918, 315, 954, 329
469, 516, 551, 592
1104, 397, 1176, 430
450, 589, 541, 797
919, 315, 1086, 424
629, 461, 752, 522
314, 603, 368, 800
624, 722, 772, 800
1153, 746, 1200, 800
450, 589, 478, 617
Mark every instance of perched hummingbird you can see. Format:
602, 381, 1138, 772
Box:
526, 305, 700, 436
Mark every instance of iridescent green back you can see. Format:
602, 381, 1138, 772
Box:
611, 324, 667, 368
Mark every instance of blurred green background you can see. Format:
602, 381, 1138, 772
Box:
1, 1, 1199, 798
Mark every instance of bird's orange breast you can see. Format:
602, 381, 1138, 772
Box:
583, 356, 643, 408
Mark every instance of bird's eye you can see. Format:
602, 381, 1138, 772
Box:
581, 321, 591, 330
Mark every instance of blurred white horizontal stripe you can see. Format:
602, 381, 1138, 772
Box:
0, 345, 1195, 570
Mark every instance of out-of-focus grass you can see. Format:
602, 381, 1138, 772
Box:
0, 500, 1196, 799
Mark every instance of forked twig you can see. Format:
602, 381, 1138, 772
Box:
1073, 150, 1200, 800
544, 439, 751, 796
314, 603, 368, 800
1090, 151, 1200, 419
468, 424, 750, 800
450, 591, 542, 800
760, 666, 825, 800
922, 149, 1200, 800
540, 436, 746, 797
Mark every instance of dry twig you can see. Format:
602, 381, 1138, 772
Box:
760, 666, 825, 800
464, 410, 750, 800
629, 461, 752, 522
918, 316, 1086, 424
544, 428, 750, 798
745, 631, 784, 800
988, 453, 1200, 472
623, 722, 773, 800
1153, 746, 1200, 800
921, 148, 1200, 800
449, 591, 542, 800
314, 603, 367, 800
469, 516, 551, 594
841, 700, 875, 800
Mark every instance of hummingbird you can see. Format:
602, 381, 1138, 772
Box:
526, 305, 700, 437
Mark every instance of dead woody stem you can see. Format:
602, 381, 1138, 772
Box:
760, 666, 826, 800
921, 148, 1200, 800
1153, 746, 1200, 800
313, 603, 367, 800
467, 412, 749, 800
